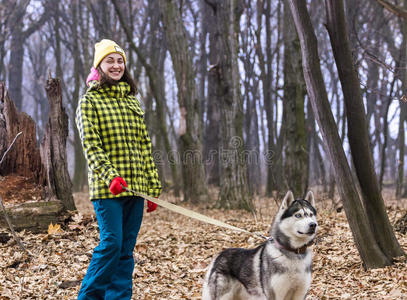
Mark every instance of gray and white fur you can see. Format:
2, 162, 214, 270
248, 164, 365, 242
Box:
202, 191, 318, 300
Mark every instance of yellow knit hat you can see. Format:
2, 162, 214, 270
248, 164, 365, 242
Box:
93, 39, 127, 68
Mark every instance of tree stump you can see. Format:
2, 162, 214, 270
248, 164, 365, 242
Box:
40, 77, 75, 211
0, 82, 45, 183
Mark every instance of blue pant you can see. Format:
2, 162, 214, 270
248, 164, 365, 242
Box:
77, 196, 144, 300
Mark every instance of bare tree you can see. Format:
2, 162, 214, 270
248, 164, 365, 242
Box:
206, 0, 253, 210
397, 1, 407, 198
0, 2, 15, 80
255, 0, 286, 196
373, 0, 407, 199
7, 0, 50, 110
204, 0, 221, 186
145, 0, 181, 196
241, 0, 261, 195
287, 0, 393, 269
325, 0, 404, 259
158, 0, 208, 203
70, 0, 88, 191
282, 0, 308, 197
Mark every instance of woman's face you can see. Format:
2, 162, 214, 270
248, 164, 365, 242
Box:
100, 53, 125, 81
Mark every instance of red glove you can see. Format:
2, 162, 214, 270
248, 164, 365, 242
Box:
147, 199, 158, 213
109, 177, 127, 195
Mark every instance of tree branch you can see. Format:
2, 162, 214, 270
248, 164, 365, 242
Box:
22, 0, 53, 39
110, 0, 160, 98
111, 0, 151, 72
0, 131, 22, 166
376, 0, 407, 19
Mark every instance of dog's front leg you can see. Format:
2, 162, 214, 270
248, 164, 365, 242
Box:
290, 286, 309, 300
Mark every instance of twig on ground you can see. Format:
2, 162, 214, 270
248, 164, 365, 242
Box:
0, 196, 32, 255
0, 132, 32, 256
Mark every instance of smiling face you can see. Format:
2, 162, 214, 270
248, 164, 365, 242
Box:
99, 53, 125, 81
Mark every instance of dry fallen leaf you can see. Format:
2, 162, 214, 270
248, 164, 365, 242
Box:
47, 223, 63, 235
0, 189, 406, 299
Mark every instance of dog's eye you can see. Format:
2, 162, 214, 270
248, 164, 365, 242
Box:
309, 213, 313, 217
295, 213, 302, 218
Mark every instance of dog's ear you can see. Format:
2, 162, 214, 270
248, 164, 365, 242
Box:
305, 190, 315, 206
281, 191, 294, 210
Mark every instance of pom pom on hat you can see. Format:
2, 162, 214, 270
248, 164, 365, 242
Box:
93, 39, 127, 68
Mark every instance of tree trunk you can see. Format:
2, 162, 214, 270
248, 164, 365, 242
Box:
0, 18, 6, 80
308, 100, 327, 189
397, 102, 407, 198
198, 0, 209, 139
379, 77, 397, 190
148, 1, 181, 197
241, 6, 261, 195
158, 0, 208, 203
283, 0, 308, 197
272, 0, 286, 194
70, 0, 87, 192
7, 1, 49, 111
210, 0, 252, 210
397, 7, 407, 198
325, 0, 404, 259
8, 25, 24, 110
255, 0, 275, 196
262, 0, 282, 196
40, 78, 75, 211
205, 1, 221, 186
287, 0, 391, 269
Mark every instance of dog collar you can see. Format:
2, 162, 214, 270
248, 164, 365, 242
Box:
272, 237, 309, 255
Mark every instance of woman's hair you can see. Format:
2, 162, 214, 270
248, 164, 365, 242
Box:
97, 66, 138, 95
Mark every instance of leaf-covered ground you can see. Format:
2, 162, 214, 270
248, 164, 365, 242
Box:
0, 190, 407, 299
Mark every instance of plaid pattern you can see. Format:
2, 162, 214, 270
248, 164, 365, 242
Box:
76, 81, 162, 200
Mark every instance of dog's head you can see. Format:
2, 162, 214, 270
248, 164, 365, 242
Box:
271, 191, 318, 249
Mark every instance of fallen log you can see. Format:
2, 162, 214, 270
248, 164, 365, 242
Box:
0, 200, 67, 233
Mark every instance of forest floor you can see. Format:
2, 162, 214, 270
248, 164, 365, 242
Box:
0, 183, 407, 299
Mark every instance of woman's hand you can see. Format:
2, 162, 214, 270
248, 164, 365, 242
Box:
109, 177, 127, 195
147, 200, 158, 213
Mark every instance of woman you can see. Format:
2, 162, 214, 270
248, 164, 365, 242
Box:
75, 39, 161, 299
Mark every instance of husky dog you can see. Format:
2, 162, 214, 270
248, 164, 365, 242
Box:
202, 191, 318, 300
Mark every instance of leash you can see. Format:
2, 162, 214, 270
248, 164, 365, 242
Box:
123, 187, 268, 241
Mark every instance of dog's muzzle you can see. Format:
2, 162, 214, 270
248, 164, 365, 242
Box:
307, 222, 317, 234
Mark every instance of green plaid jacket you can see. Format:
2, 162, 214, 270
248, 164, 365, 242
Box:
75, 81, 162, 200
